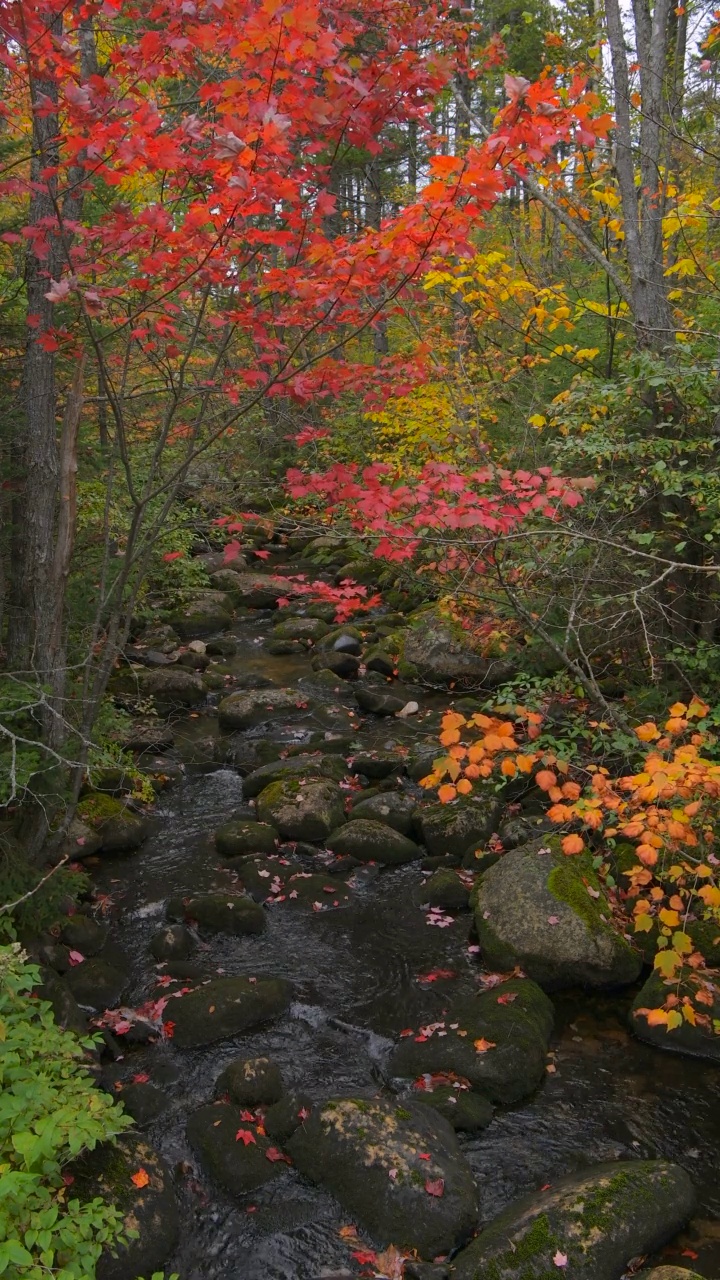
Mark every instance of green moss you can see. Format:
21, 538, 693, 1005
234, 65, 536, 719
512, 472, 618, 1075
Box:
394, 1107, 411, 1120
572, 1170, 632, 1233
483, 1213, 562, 1280
76, 792, 124, 827
353, 1099, 371, 1114
547, 850, 607, 936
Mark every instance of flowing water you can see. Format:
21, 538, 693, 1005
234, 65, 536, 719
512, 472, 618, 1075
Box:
87, 601, 720, 1280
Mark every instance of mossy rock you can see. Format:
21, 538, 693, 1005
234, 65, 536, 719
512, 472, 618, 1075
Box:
637, 1270, 704, 1280
215, 1055, 284, 1106
389, 977, 554, 1106
264, 1092, 314, 1142
474, 838, 642, 991
166, 590, 234, 638
349, 751, 408, 780
417, 1087, 493, 1133
350, 790, 417, 836
420, 796, 502, 857
266, 638, 306, 655
72, 1135, 179, 1280
218, 686, 309, 731
286, 1097, 477, 1257
355, 684, 407, 716
364, 645, 396, 677
242, 753, 347, 798
271, 616, 330, 642
451, 1160, 696, 1280
312, 651, 361, 679
167, 975, 292, 1048
167, 892, 265, 937
215, 818, 279, 857
401, 606, 518, 688
213, 571, 290, 609
631, 969, 720, 1063
298, 668, 356, 699
326, 819, 421, 865
256, 777, 346, 843
149, 922, 195, 961
118, 1082, 169, 1128
64, 957, 130, 1012
422, 867, 472, 912
316, 625, 364, 652
229, 857, 353, 910
60, 915, 108, 956
76, 793, 149, 854
187, 1104, 286, 1195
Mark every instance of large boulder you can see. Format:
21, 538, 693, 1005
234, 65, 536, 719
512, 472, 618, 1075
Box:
218, 687, 308, 730
187, 1104, 286, 1195
64, 957, 130, 1012
241, 753, 346, 798
216, 572, 290, 609
473, 839, 642, 991
420, 796, 502, 857
256, 778, 346, 842
167, 975, 292, 1048
389, 978, 554, 1106
271, 616, 330, 642
450, 1161, 696, 1280
402, 607, 517, 687
229, 857, 353, 910
166, 590, 234, 638
75, 794, 149, 854
286, 1097, 477, 1257
631, 969, 720, 1063
72, 1136, 179, 1280
215, 1055, 284, 1106
166, 892, 265, 936
135, 665, 206, 707
350, 790, 417, 836
326, 819, 421, 865
215, 818, 279, 857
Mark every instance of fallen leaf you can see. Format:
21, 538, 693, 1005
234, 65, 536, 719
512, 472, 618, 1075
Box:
68, 950, 85, 966
553, 1251, 567, 1267
131, 1168, 150, 1188
425, 1177, 445, 1197
497, 993, 517, 1004
265, 1147, 292, 1163
547, 916, 560, 926
132, 1072, 150, 1084
473, 1038, 497, 1054
235, 1129, 256, 1145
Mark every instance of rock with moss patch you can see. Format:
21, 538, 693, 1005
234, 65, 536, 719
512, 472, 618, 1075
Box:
167, 892, 265, 937
420, 797, 501, 858
167, 975, 292, 1048
256, 778, 346, 842
218, 686, 309, 731
64, 957, 130, 1012
60, 915, 108, 956
286, 1097, 476, 1256
119, 1082, 169, 1128
350, 791, 417, 836
474, 839, 641, 991
134, 665, 206, 708
271, 616, 330, 642
230, 856, 353, 909
72, 1135, 179, 1280
312, 651, 361, 679
349, 751, 408, 780
75, 794, 149, 854
389, 978, 553, 1106
216, 572, 290, 609
422, 868, 472, 912
637, 1270, 704, 1280
215, 818, 279, 857
166, 590, 234, 638
417, 1087, 493, 1133
242, 753, 346, 798
264, 1093, 314, 1142
215, 1055, 284, 1105
401, 607, 517, 687
631, 969, 720, 1063
187, 1104, 285, 1195
326, 819, 420, 865
150, 922, 195, 961
451, 1160, 696, 1280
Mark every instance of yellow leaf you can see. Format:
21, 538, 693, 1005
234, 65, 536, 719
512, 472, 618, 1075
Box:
666, 1009, 683, 1031
658, 908, 680, 928
634, 914, 655, 933
672, 931, 694, 955
528, 414, 546, 428
664, 258, 697, 277
654, 949, 682, 977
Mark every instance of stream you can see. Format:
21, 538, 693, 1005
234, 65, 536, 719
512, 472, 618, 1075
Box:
85, 578, 720, 1280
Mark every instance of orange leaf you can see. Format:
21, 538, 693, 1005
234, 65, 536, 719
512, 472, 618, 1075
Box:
561, 834, 584, 856
637, 844, 659, 867
473, 1038, 497, 1054
635, 722, 661, 742
456, 778, 472, 794
536, 769, 557, 791
437, 785, 457, 803
131, 1168, 150, 1188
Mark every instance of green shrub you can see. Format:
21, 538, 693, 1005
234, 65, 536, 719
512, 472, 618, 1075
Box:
0, 944, 133, 1279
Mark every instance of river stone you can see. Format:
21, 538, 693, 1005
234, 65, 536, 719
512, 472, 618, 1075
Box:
272, 616, 330, 642
326, 819, 421, 865
256, 778, 346, 842
364, 645, 396, 677
167, 892, 265, 936
389, 978, 554, 1106
286, 1097, 477, 1256
349, 751, 408, 780
187, 1104, 286, 1196
150, 922, 195, 961
420, 796, 502, 857
167, 590, 234, 638
316, 625, 363, 652
266, 638, 305, 655
215, 1055, 284, 1105
350, 791, 417, 836
312, 651, 361, 679
73, 1136, 179, 1280
242, 753, 346, 798
264, 1092, 314, 1142
218, 572, 290, 609
209, 567, 252, 593
355, 684, 407, 716
638, 1271, 704, 1280
402, 607, 517, 688
205, 634, 238, 656
36, 969, 88, 1035
60, 915, 108, 956
75, 794, 149, 854
119, 1082, 169, 1127
215, 818, 279, 857
136, 666, 206, 707
422, 867, 472, 911
631, 969, 720, 1062
64, 958, 130, 1012
230, 857, 353, 909
167, 975, 292, 1048
418, 1087, 494, 1133
474, 839, 642, 991
450, 1160, 697, 1280
121, 718, 176, 752
218, 686, 307, 730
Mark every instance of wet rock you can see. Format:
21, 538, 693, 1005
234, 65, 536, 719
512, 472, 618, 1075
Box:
216, 571, 290, 609
316, 625, 363, 652
286, 1097, 477, 1257
420, 796, 501, 858
349, 751, 408, 780
334, 633, 363, 655
272, 616, 330, 642
350, 791, 417, 836
177, 648, 210, 670
215, 818, 279, 857
637, 1270, 704, 1280
404, 1264, 450, 1280
167, 892, 266, 937
242, 753, 346, 798
474, 839, 642, 991
167, 975, 292, 1048
364, 645, 396, 677
205, 634, 238, 656
120, 719, 175, 752
355, 684, 407, 716
72, 1135, 179, 1280
215, 1056, 284, 1106
631, 970, 720, 1063
326, 819, 421, 865
267, 638, 306, 655
58, 816, 102, 860
119, 1082, 169, 1127
229, 857, 353, 909
389, 978, 554, 1106
498, 813, 555, 850
417, 1087, 493, 1133
401, 607, 517, 687
264, 1092, 314, 1142
218, 686, 307, 730
450, 1160, 696, 1280
60, 915, 108, 956
133, 665, 206, 708
299, 668, 355, 699
256, 778, 346, 842
312, 651, 361, 679
75, 793, 149, 854
461, 847, 501, 873
187, 1103, 286, 1195
36, 969, 87, 1035
422, 868, 472, 912
64, 958, 130, 1012
149, 922, 195, 961
166, 590, 234, 638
